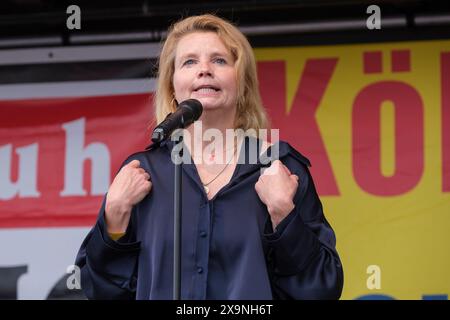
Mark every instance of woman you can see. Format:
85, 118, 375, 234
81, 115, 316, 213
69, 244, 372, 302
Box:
76, 14, 343, 300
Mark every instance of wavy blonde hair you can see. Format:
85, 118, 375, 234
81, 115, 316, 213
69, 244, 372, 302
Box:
153, 14, 269, 132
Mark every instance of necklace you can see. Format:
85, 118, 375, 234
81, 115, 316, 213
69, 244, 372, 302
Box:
202, 146, 237, 195
208, 144, 235, 162
192, 143, 237, 162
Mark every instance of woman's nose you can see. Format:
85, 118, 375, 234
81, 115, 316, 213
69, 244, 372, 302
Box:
197, 62, 212, 77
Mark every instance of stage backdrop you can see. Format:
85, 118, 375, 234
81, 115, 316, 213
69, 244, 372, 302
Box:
0, 39, 449, 299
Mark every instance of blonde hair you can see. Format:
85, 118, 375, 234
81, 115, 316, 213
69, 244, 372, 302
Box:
153, 14, 269, 132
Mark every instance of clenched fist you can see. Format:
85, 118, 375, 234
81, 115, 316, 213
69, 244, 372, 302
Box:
255, 160, 299, 230
105, 159, 152, 233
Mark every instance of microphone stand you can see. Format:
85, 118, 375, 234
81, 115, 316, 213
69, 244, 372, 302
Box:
152, 99, 203, 300
172, 129, 183, 300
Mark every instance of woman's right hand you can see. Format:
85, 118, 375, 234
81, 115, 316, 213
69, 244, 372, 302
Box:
105, 159, 152, 233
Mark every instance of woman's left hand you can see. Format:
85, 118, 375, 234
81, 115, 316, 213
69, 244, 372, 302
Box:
255, 160, 300, 230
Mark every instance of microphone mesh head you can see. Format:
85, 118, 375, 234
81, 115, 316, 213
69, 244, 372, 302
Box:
180, 99, 203, 120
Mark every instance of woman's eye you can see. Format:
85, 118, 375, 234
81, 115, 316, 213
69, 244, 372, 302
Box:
182, 59, 195, 66
214, 58, 227, 64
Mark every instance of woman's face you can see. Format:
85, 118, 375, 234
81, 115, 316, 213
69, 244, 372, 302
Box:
173, 32, 238, 112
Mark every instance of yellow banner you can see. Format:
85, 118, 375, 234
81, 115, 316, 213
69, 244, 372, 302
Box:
255, 39, 450, 299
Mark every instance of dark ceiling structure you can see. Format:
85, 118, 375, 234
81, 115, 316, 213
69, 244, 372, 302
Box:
0, 0, 449, 48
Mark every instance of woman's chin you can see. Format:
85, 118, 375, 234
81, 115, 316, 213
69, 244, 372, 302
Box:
188, 97, 233, 111
194, 99, 220, 110
201, 104, 219, 110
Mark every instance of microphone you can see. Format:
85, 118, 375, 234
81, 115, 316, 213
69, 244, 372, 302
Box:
151, 99, 203, 143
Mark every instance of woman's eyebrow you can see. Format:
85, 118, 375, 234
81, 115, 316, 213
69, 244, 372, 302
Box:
177, 53, 197, 62
209, 50, 231, 58
175, 51, 232, 67
178, 50, 230, 61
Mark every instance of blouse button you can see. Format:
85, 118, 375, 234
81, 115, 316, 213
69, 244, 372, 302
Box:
200, 231, 207, 238
197, 267, 203, 274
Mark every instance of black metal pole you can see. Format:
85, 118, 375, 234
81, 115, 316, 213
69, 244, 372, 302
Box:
173, 132, 183, 300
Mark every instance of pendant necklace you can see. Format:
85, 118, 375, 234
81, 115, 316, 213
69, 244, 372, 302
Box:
202, 146, 237, 195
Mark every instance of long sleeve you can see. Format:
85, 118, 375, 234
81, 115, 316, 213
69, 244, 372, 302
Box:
262, 159, 344, 300
75, 196, 141, 300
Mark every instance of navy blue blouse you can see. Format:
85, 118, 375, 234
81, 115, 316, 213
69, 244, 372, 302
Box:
75, 136, 343, 300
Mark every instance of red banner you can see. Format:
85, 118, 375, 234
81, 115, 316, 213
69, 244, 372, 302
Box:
0, 93, 153, 228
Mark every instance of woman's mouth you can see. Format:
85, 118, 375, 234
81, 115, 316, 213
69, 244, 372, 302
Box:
195, 88, 219, 94
194, 85, 220, 92
193, 86, 221, 96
